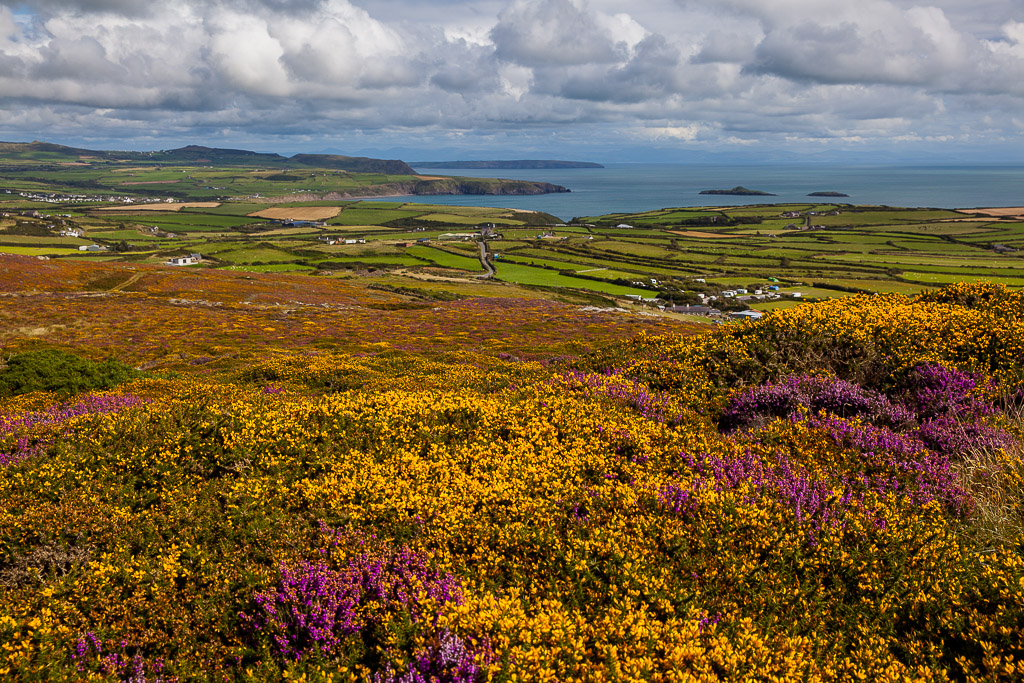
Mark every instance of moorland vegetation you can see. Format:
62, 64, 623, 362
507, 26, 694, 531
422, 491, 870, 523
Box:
0, 255, 1022, 681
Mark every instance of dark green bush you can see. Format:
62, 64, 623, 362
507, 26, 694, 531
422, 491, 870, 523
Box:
0, 349, 140, 397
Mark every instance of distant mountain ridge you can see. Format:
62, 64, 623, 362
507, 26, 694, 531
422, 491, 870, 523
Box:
0, 141, 417, 175
413, 160, 604, 169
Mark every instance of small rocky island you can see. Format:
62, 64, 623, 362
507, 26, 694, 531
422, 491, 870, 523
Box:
808, 191, 850, 197
699, 186, 776, 196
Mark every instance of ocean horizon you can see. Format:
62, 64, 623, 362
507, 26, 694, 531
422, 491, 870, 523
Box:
396, 163, 1024, 221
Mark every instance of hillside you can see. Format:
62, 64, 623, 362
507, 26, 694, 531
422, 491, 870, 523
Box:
0, 141, 417, 175
0, 262, 1022, 681
0, 142, 569, 200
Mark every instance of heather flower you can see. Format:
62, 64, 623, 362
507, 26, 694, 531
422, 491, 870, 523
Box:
0, 393, 147, 468
375, 630, 488, 683
659, 479, 705, 518
900, 363, 995, 419
558, 369, 687, 424
917, 416, 1011, 458
72, 633, 167, 683
241, 541, 463, 661
720, 375, 909, 432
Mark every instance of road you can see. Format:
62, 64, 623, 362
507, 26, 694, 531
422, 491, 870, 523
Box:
477, 239, 495, 279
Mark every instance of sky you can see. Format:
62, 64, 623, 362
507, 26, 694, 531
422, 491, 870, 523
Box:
0, 0, 1023, 162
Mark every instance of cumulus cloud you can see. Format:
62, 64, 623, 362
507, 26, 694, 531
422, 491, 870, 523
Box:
491, 0, 633, 67
0, 0, 1020, 156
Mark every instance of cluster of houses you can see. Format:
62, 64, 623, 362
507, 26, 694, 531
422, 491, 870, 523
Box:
624, 297, 768, 321
667, 305, 766, 320
313, 222, 504, 248
780, 210, 842, 219
5, 190, 145, 204
780, 208, 842, 232
144, 225, 178, 239
718, 286, 792, 301
318, 235, 365, 246
434, 224, 506, 242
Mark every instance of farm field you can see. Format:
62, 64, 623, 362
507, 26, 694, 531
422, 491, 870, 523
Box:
0, 258, 1022, 681
5, 197, 1024, 312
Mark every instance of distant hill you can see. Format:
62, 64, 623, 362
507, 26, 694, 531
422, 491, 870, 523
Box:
0, 140, 566, 199
289, 154, 415, 175
0, 141, 416, 175
413, 160, 604, 169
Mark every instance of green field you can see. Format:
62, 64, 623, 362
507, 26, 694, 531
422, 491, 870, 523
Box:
4, 153, 1024, 310
493, 262, 652, 296
407, 246, 483, 271
329, 209, 426, 225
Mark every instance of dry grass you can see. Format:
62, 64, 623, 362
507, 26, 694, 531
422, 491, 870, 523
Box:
0, 540, 93, 588
249, 207, 342, 221
957, 207, 1024, 219
957, 399, 1024, 547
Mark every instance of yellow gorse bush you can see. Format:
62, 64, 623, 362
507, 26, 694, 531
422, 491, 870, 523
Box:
1, 279, 1023, 681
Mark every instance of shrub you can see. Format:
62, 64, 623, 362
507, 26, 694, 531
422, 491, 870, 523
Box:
0, 349, 140, 398
719, 374, 912, 432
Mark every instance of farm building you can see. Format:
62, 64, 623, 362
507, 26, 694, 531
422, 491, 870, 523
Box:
167, 253, 202, 266
282, 220, 326, 228
729, 310, 764, 320
669, 305, 721, 316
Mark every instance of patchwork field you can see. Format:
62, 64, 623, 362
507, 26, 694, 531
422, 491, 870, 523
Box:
5, 198, 1024, 317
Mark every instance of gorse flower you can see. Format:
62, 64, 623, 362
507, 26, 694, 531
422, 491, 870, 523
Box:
1, 275, 1023, 682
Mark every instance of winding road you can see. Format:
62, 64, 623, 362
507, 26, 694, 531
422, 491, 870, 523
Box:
477, 239, 495, 279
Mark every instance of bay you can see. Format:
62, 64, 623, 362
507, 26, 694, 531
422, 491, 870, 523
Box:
395, 164, 1024, 221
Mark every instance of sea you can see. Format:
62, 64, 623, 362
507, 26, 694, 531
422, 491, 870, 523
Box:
393, 164, 1024, 221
